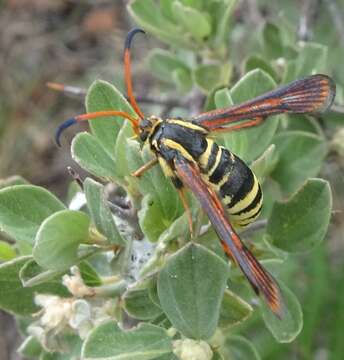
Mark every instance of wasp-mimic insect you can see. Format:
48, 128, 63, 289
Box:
55, 28, 336, 318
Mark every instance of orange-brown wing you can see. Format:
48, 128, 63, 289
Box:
192, 74, 336, 131
174, 155, 284, 318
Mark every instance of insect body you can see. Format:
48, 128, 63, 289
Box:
144, 116, 262, 228
55, 28, 336, 318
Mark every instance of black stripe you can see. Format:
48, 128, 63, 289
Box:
236, 203, 263, 224
204, 142, 219, 173
219, 155, 255, 207
208, 148, 235, 184
231, 185, 262, 216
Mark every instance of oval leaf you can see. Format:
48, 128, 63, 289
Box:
0, 185, 65, 244
261, 280, 303, 343
158, 243, 229, 339
33, 210, 90, 271
72, 132, 119, 182
82, 321, 172, 359
84, 178, 125, 245
124, 288, 163, 320
0, 256, 67, 315
86, 80, 136, 155
271, 131, 327, 195
222, 335, 261, 360
266, 179, 331, 253
219, 290, 253, 328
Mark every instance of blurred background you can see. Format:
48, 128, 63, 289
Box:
0, 0, 343, 359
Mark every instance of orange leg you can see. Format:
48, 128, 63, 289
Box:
177, 188, 193, 237
131, 158, 158, 178
213, 117, 264, 133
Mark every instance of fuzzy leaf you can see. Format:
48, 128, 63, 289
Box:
0, 185, 65, 245
82, 321, 172, 359
124, 288, 162, 320
219, 290, 253, 328
266, 179, 331, 253
84, 178, 125, 245
271, 131, 327, 195
261, 280, 303, 343
33, 210, 90, 271
148, 49, 189, 83
172, 1, 211, 41
72, 132, 119, 182
158, 243, 229, 339
0, 257, 67, 315
86, 80, 136, 155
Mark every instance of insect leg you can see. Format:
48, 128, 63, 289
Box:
131, 158, 159, 177
177, 187, 193, 237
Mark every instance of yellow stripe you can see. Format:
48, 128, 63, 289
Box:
208, 146, 222, 177
233, 210, 261, 227
199, 139, 214, 168
161, 139, 195, 163
231, 196, 263, 221
228, 174, 260, 214
158, 157, 174, 178
167, 119, 208, 133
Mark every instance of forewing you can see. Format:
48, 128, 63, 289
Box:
192, 74, 336, 131
174, 155, 284, 318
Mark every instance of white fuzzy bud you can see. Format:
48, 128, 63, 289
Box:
62, 266, 94, 297
173, 339, 213, 360
35, 295, 73, 330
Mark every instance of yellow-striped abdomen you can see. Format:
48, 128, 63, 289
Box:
199, 138, 263, 227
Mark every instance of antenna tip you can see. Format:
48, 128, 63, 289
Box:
124, 28, 145, 51
55, 118, 77, 147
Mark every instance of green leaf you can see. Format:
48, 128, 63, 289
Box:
124, 288, 163, 320
0, 240, 16, 260
84, 178, 125, 245
78, 261, 102, 287
0, 185, 65, 245
172, 1, 211, 41
271, 131, 327, 195
0, 256, 67, 315
266, 179, 331, 253
250, 144, 279, 183
128, 0, 196, 49
18, 336, 42, 358
114, 121, 135, 179
86, 80, 136, 155
72, 132, 119, 182
148, 49, 189, 83
138, 194, 167, 242
261, 22, 284, 59
33, 210, 90, 271
219, 290, 253, 328
261, 280, 303, 343
244, 55, 278, 82
220, 69, 280, 162
222, 335, 261, 359
194, 64, 223, 92
172, 67, 193, 93
19, 258, 66, 289
296, 42, 328, 77
158, 243, 229, 339
82, 321, 172, 359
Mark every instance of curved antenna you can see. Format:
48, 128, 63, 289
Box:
55, 111, 139, 147
124, 28, 146, 119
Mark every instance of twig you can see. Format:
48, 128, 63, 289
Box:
298, 0, 320, 41
47, 82, 187, 109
